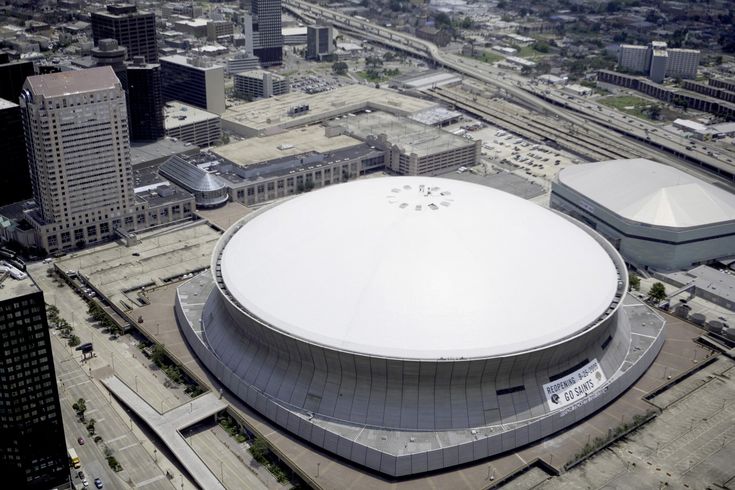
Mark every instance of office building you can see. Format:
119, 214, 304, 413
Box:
233, 70, 288, 99
19, 67, 138, 253
306, 24, 333, 60
252, 0, 283, 66
0, 271, 69, 489
0, 59, 35, 103
91, 38, 129, 90
241, 13, 255, 54
0, 99, 32, 205
160, 55, 225, 114
618, 42, 699, 82
164, 101, 221, 147
91, 4, 158, 63
176, 176, 663, 476
551, 158, 735, 270
127, 56, 165, 141
225, 51, 260, 75
207, 20, 234, 42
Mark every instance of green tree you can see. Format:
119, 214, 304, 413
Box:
533, 41, 550, 53
331, 61, 348, 75
364, 55, 383, 68
151, 343, 167, 368
68, 334, 81, 347
249, 436, 270, 463
72, 398, 87, 421
629, 273, 640, 291
647, 282, 667, 302
647, 104, 662, 120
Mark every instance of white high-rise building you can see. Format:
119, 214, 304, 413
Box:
618, 44, 650, 73
667, 48, 700, 80
20, 66, 139, 253
617, 42, 700, 82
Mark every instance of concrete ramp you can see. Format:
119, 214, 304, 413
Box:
102, 376, 227, 490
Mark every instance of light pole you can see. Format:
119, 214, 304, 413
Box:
135, 376, 138, 393
316, 462, 320, 478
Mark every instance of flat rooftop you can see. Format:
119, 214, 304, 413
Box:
25, 66, 119, 97
663, 265, 735, 304
55, 222, 220, 310
234, 69, 285, 80
333, 111, 475, 158
159, 55, 223, 71
212, 143, 376, 186
130, 138, 198, 167
212, 125, 362, 166
221, 85, 437, 134
164, 101, 219, 130
0, 274, 38, 302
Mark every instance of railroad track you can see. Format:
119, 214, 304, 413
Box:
429, 87, 643, 162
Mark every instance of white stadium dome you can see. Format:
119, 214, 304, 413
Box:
221, 177, 619, 359
176, 176, 665, 477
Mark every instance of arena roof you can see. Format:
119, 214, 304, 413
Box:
219, 177, 619, 359
558, 159, 735, 228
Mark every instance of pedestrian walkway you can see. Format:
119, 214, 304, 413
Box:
102, 376, 227, 490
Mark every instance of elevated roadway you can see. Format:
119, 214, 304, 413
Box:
284, 0, 735, 183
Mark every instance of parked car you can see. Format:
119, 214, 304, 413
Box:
94, 478, 103, 488
77, 436, 85, 445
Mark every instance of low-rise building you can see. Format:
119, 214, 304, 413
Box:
331, 111, 481, 176
207, 20, 234, 42
233, 70, 289, 100
221, 85, 438, 137
225, 51, 260, 74
164, 101, 222, 148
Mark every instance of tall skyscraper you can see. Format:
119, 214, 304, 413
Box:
19, 67, 137, 253
160, 55, 225, 114
127, 56, 165, 141
91, 4, 158, 63
0, 59, 35, 103
0, 272, 69, 489
252, 0, 283, 66
0, 99, 32, 205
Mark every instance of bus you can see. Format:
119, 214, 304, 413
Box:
68, 448, 80, 468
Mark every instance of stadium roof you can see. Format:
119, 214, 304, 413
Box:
558, 159, 735, 228
219, 177, 619, 360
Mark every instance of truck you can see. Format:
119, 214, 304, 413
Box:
68, 448, 80, 469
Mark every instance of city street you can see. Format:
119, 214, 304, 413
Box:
31, 260, 274, 490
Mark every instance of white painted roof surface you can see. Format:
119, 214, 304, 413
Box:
559, 159, 735, 228
220, 177, 618, 359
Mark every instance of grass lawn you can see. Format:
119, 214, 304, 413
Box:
462, 50, 504, 64
598, 95, 656, 120
356, 70, 394, 83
